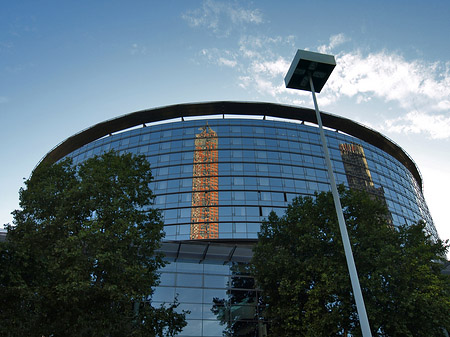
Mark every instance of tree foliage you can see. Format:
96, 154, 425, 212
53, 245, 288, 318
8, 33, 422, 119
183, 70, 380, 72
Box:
252, 187, 450, 337
0, 152, 186, 337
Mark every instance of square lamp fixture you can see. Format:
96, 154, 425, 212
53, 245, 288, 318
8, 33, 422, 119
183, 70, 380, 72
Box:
284, 49, 336, 93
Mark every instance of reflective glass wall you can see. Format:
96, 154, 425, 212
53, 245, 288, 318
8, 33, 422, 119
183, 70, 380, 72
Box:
67, 117, 436, 240
65, 116, 437, 336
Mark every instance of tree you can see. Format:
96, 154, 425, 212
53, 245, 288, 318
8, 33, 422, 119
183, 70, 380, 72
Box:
252, 187, 450, 337
0, 151, 186, 337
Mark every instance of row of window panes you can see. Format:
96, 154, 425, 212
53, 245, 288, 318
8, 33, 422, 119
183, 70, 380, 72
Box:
153, 286, 258, 304
163, 223, 261, 236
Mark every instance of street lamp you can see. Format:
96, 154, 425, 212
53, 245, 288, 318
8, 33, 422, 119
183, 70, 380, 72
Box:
285, 49, 373, 337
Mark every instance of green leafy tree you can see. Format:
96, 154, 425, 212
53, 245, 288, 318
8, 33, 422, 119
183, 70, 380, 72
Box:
0, 152, 186, 337
252, 187, 450, 337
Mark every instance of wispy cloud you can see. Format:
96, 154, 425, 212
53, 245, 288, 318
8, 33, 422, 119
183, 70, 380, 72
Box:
328, 51, 450, 110
130, 43, 147, 55
183, 2, 450, 139
384, 111, 450, 140
0, 96, 8, 104
182, 0, 263, 37
327, 51, 450, 139
318, 33, 349, 54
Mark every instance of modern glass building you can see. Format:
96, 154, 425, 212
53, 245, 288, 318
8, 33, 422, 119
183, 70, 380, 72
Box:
39, 101, 438, 337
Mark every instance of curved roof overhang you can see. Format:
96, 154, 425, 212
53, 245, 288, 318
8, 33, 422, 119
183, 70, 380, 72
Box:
38, 101, 422, 190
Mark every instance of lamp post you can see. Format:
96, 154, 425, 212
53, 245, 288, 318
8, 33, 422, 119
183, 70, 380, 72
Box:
285, 49, 372, 337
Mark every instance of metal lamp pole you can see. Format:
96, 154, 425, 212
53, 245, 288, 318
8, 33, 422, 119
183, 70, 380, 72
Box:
285, 50, 372, 337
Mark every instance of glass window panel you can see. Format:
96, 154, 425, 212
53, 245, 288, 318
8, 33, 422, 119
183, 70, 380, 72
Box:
172, 140, 182, 148
182, 152, 193, 161
203, 320, 223, 336
177, 262, 204, 273
219, 207, 232, 216
177, 303, 202, 320
180, 208, 191, 218
271, 192, 284, 201
219, 176, 231, 186
219, 191, 231, 201
169, 153, 182, 161
256, 151, 267, 159
231, 138, 242, 145
258, 177, 269, 186
282, 165, 293, 175
234, 207, 246, 216
160, 142, 171, 150
159, 273, 176, 286
168, 180, 179, 189
231, 126, 241, 133
257, 164, 268, 172
235, 223, 247, 232
177, 273, 203, 287
260, 192, 271, 201
219, 163, 231, 173
291, 153, 302, 162
204, 275, 229, 288
181, 193, 192, 202
164, 209, 177, 219
307, 181, 318, 190
243, 150, 255, 160
245, 191, 258, 201
204, 288, 227, 304
270, 178, 282, 187
166, 194, 178, 204
244, 177, 257, 186
247, 223, 260, 232
256, 138, 265, 146
294, 180, 306, 189
158, 167, 169, 176
163, 225, 176, 236
183, 139, 194, 147
232, 163, 243, 171
152, 286, 175, 302
180, 320, 202, 336
181, 178, 192, 187
204, 263, 230, 275
179, 225, 190, 235
269, 164, 281, 174
219, 223, 232, 233
261, 207, 272, 217
244, 163, 256, 172
246, 207, 260, 217
155, 195, 166, 205
233, 177, 244, 186
232, 150, 243, 158
233, 191, 245, 200
169, 166, 180, 175
202, 304, 219, 320
159, 154, 170, 162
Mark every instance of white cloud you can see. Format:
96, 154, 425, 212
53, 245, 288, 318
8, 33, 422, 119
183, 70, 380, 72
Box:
182, 0, 262, 36
323, 50, 450, 138
218, 57, 237, 68
318, 33, 349, 54
384, 111, 450, 140
187, 9, 450, 140
328, 51, 450, 109
0, 96, 8, 104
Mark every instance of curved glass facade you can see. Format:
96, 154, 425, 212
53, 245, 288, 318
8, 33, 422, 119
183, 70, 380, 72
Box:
58, 104, 436, 337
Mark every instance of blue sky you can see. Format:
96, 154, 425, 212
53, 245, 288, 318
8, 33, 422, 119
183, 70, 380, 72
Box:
1, 0, 449, 246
